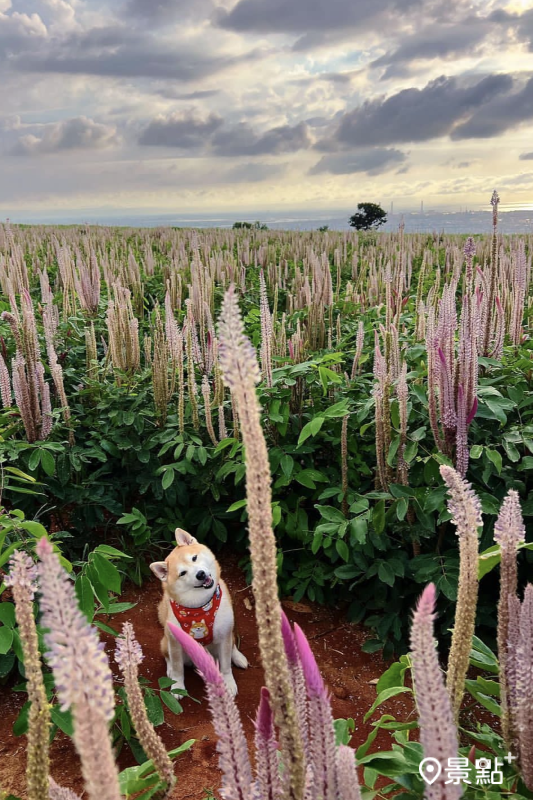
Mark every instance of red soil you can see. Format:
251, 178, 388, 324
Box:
0, 554, 413, 799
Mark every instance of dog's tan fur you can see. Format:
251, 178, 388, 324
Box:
150, 528, 247, 697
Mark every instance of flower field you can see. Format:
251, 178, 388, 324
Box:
0, 200, 532, 800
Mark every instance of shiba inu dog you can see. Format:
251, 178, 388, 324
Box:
150, 528, 248, 697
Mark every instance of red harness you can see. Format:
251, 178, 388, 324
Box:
169, 584, 222, 646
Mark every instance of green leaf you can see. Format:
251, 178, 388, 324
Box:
376, 660, 407, 693
396, 498, 408, 521
377, 562, 395, 587
161, 691, 183, 715
50, 706, 74, 736
162, 469, 175, 490
295, 471, 316, 489
373, 500, 385, 535
21, 520, 48, 538
40, 450, 55, 476
227, 499, 247, 513
145, 692, 165, 727
0, 626, 14, 654
470, 445, 483, 459
95, 545, 133, 559
0, 603, 16, 628
334, 565, 359, 580
316, 505, 346, 524
75, 575, 95, 622
297, 417, 324, 446
91, 553, 121, 595
485, 448, 502, 475
280, 454, 294, 478
28, 449, 41, 471
363, 686, 412, 722
336, 540, 350, 562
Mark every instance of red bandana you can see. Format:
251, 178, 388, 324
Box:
169, 584, 222, 646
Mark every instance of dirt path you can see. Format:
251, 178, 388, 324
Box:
0, 554, 413, 799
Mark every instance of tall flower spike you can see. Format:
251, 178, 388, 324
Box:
335, 746, 362, 800
115, 623, 175, 797
49, 778, 82, 800
410, 584, 461, 800
168, 622, 253, 800
36, 538, 121, 800
218, 286, 305, 800
494, 490, 525, 751
255, 688, 283, 800
516, 584, 533, 789
440, 465, 481, 721
6, 551, 49, 800
294, 624, 337, 800
281, 612, 310, 759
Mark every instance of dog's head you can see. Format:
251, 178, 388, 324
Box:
150, 528, 220, 605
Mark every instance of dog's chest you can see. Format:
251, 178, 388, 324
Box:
169, 584, 232, 645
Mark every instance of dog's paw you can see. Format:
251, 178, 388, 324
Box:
232, 646, 248, 670
223, 672, 238, 697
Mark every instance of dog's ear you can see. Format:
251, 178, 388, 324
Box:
175, 528, 198, 547
150, 561, 168, 581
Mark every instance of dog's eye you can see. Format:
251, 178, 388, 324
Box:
180, 571, 187, 577
192, 555, 197, 562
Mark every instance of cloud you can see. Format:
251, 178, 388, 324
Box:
223, 161, 286, 182
11, 116, 119, 155
370, 18, 494, 73
450, 77, 533, 139
139, 110, 223, 148
9, 23, 261, 82
317, 74, 513, 149
216, 0, 420, 36
124, 0, 214, 26
519, 152, 533, 161
212, 121, 310, 156
311, 147, 406, 175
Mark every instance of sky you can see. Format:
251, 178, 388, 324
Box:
1, 0, 533, 217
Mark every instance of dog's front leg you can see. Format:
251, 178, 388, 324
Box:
218, 631, 238, 697
165, 627, 185, 692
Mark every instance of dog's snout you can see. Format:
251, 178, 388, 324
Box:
196, 570, 207, 582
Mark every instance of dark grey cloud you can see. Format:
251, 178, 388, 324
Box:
8, 24, 260, 82
520, 152, 533, 161
11, 117, 119, 155
317, 74, 513, 149
124, 0, 214, 25
451, 77, 533, 139
212, 121, 310, 156
216, 0, 419, 36
311, 147, 406, 175
139, 111, 223, 148
371, 19, 493, 74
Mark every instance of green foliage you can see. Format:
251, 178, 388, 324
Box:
348, 202, 388, 230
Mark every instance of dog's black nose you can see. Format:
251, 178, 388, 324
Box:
196, 570, 206, 582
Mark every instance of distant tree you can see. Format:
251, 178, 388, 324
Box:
232, 220, 268, 230
318, 225, 329, 232
348, 203, 387, 231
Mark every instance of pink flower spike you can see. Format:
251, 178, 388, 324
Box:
438, 347, 447, 368
256, 687, 274, 740
416, 582, 437, 618
167, 622, 224, 686
281, 611, 299, 666
466, 397, 478, 426
293, 623, 326, 698
35, 536, 53, 558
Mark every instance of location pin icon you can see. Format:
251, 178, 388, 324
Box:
419, 758, 442, 785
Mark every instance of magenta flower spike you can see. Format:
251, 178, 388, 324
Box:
167, 622, 253, 800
